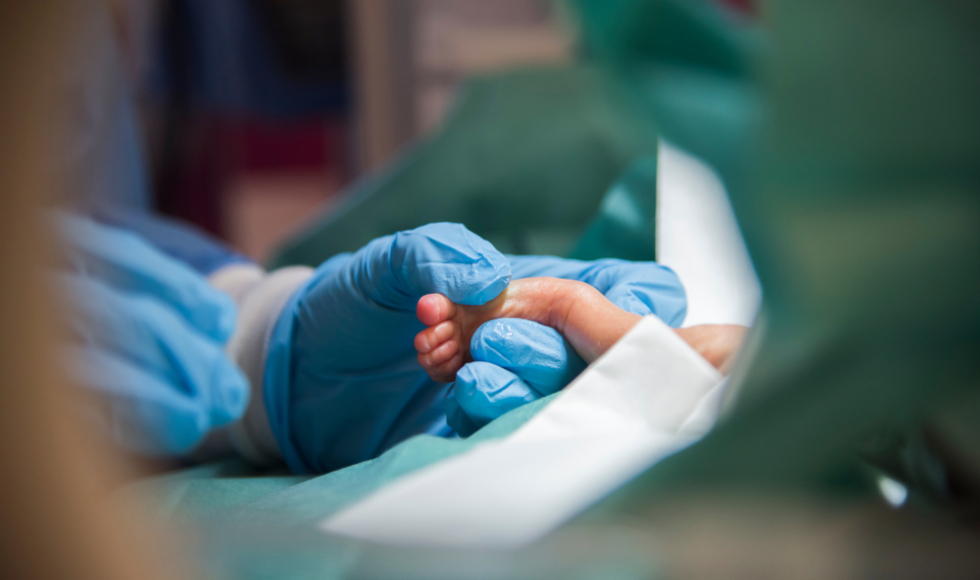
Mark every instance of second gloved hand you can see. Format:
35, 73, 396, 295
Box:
52, 213, 249, 455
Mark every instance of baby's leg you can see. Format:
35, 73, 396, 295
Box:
415, 277, 641, 382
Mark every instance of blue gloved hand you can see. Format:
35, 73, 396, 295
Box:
264, 223, 512, 473
53, 213, 249, 455
446, 255, 687, 436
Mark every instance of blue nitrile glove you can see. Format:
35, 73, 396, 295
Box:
446, 256, 687, 436
264, 223, 512, 473
52, 212, 249, 455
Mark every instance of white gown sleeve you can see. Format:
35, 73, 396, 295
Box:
510, 314, 727, 443
189, 264, 313, 464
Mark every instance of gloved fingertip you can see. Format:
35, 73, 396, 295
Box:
160, 414, 211, 456
454, 361, 538, 418
453, 362, 479, 390
452, 266, 511, 306
469, 319, 585, 396
209, 358, 249, 427
445, 388, 482, 437
212, 293, 238, 342
470, 319, 563, 370
471, 318, 529, 350
401, 223, 512, 306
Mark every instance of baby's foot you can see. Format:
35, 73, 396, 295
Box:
414, 278, 554, 383
414, 277, 642, 382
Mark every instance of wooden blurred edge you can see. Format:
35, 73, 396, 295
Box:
0, 2, 192, 580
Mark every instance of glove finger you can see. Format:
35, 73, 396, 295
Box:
508, 255, 686, 325
470, 318, 585, 397
603, 279, 686, 325
586, 260, 686, 324
449, 361, 541, 436
65, 346, 212, 455
51, 211, 237, 341
56, 272, 249, 427
357, 222, 511, 309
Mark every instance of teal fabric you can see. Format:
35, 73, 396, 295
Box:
119, 394, 554, 526
116, 397, 558, 579
544, 2, 980, 546
114, 460, 306, 524
569, 156, 659, 261
222, 395, 553, 526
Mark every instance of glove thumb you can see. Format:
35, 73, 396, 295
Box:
358, 223, 511, 309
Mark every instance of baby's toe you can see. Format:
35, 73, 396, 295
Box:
414, 321, 456, 354
425, 352, 465, 383
418, 338, 459, 368
417, 294, 457, 326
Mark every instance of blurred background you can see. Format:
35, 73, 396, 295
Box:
109, 0, 750, 262
113, 0, 573, 261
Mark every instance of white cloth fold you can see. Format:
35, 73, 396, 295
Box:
193, 264, 313, 465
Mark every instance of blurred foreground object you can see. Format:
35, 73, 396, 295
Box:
579, 0, 980, 506
0, 2, 177, 579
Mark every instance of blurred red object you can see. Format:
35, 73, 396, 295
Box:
157, 114, 347, 243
